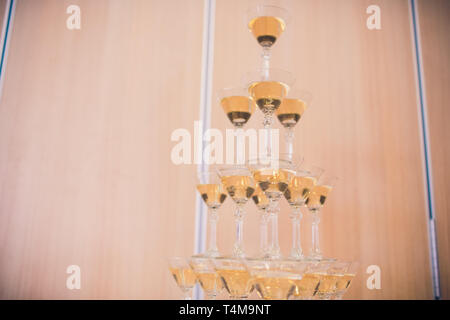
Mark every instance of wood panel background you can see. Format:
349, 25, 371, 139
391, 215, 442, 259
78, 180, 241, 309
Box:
0, 0, 446, 300
211, 0, 432, 299
0, 0, 7, 39
417, 0, 450, 300
0, 0, 203, 299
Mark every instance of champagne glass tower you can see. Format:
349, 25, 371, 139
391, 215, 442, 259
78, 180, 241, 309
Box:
168, 4, 359, 301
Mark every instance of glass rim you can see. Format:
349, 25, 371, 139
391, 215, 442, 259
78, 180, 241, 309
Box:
217, 86, 253, 102
243, 67, 295, 88
246, 5, 291, 26
216, 165, 252, 176
318, 174, 339, 186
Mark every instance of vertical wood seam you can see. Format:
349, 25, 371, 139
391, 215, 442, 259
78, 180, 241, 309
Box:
0, 0, 15, 100
410, 0, 440, 300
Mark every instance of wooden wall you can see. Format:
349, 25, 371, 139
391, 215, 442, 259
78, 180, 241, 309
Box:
0, 0, 447, 299
0, 0, 203, 299
417, 0, 450, 300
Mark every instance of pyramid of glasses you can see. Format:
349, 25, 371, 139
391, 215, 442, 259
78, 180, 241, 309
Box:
168, 5, 357, 300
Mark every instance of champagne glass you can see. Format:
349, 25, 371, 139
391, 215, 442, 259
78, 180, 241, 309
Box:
248, 157, 295, 259
168, 257, 197, 300
197, 171, 227, 257
284, 165, 322, 260
332, 261, 358, 300
245, 259, 301, 300
305, 174, 338, 260
313, 259, 339, 300
246, 5, 291, 67
217, 166, 255, 257
244, 68, 295, 129
289, 260, 322, 300
219, 87, 256, 128
252, 186, 270, 258
213, 257, 253, 300
188, 256, 222, 300
276, 90, 312, 157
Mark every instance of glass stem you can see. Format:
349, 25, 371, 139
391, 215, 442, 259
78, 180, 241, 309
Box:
310, 209, 322, 259
263, 123, 273, 158
206, 208, 219, 257
285, 128, 294, 159
268, 198, 280, 259
261, 47, 271, 80
233, 205, 245, 257
259, 211, 269, 257
290, 207, 303, 259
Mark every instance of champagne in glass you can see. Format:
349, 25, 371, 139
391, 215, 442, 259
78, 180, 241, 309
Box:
248, 16, 286, 48
330, 261, 358, 300
246, 5, 290, 66
305, 259, 336, 300
276, 92, 311, 157
213, 258, 253, 300
249, 81, 288, 117
305, 174, 337, 260
244, 69, 294, 133
189, 256, 222, 300
292, 273, 321, 300
197, 171, 227, 257
217, 167, 255, 257
245, 259, 301, 300
219, 87, 256, 128
284, 164, 322, 260
252, 186, 270, 257
168, 257, 197, 300
248, 157, 295, 259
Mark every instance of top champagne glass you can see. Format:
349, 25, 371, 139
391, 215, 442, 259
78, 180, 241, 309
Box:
246, 5, 291, 59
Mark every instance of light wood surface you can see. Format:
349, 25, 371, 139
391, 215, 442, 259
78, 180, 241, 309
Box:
0, 0, 441, 300
0, 0, 203, 299
417, 0, 450, 300
212, 0, 432, 299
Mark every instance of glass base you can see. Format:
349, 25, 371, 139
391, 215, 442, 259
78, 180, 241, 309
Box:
289, 249, 304, 260
307, 252, 323, 260
205, 249, 220, 258
232, 245, 245, 258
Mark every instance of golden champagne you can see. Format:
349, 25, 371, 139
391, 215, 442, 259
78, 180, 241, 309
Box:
335, 273, 355, 291
252, 168, 295, 197
220, 175, 255, 204
276, 98, 307, 128
253, 272, 298, 300
284, 176, 316, 208
169, 267, 197, 288
314, 273, 338, 298
248, 16, 286, 47
220, 96, 255, 128
248, 81, 288, 115
306, 184, 333, 209
292, 273, 321, 298
196, 184, 227, 209
216, 269, 253, 298
195, 272, 222, 292
252, 186, 270, 210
